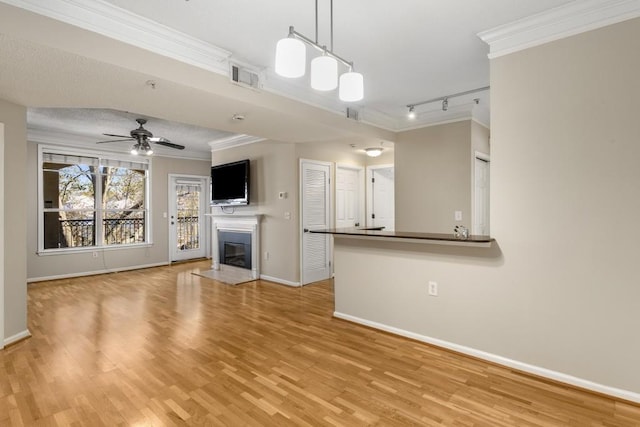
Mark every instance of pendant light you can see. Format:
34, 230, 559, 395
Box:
311, 54, 338, 91
339, 69, 363, 102
275, 0, 364, 102
275, 31, 306, 78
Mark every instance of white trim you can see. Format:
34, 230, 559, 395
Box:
365, 164, 394, 229
0, 123, 4, 349
1, 0, 232, 74
37, 144, 152, 253
478, 0, 640, 59
209, 214, 262, 280
259, 275, 301, 287
334, 311, 640, 404
208, 135, 266, 152
4, 329, 31, 347
27, 261, 170, 283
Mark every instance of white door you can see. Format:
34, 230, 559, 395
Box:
336, 165, 363, 229
367, 166, 395, 231
169, 176, 208, 262
474, 156, 490, 235
300, 160, 332, 285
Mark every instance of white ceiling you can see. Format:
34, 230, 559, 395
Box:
0, 0, 598, 158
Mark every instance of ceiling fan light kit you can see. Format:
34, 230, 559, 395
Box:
275, 0, 364, 102
96, 118, 185, 155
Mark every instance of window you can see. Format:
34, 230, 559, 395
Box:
39, 149, 150, 252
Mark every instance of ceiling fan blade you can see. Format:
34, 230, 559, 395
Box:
96, 138, 134, 144
103, 133, 131, 138
152, 139, 185, 150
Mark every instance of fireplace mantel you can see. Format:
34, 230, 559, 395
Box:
208, 214, 262, 279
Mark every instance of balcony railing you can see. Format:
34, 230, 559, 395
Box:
51, 216, 199, 248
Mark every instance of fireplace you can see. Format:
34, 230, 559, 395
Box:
209, 214, 262, 280
218, 231, 251, 269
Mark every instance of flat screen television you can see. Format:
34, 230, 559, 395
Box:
211, 159, 250, 206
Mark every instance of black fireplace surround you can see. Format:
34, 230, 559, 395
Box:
218, 231, 252, 270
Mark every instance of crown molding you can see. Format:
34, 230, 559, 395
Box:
208, 134, 265, 152
478, 0, 640, 59
0, 0, 232, 74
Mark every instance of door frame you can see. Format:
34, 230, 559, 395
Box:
167, 174, 210, 262
335, 163, 365, 229
0, 124, 4, 349
299, 159, 333, 286
365, 164, 394, 228
472, 151, 490, 235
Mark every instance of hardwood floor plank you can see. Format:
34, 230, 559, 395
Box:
0, 260, 635, 426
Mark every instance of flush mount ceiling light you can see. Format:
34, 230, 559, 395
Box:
365, 147, 383, 157
407, 86, 489, 119
275, 0, 364, 102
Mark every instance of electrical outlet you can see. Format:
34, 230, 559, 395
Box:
428, 281, 438, 296
454, 211, 462, 221
92, 251, 98, 258
264, 251, 270, 260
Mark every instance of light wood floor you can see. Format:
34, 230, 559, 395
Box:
2, 261, 638, 426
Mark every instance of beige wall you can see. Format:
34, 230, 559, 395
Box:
212, 141, 299, 284
26, 142, 211, 280
395, 120, 473, 233
334, 18, 640, 397
212, 140, 374, 284
0, 99, 28, 340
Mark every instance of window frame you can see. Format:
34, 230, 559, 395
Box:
37, 145, 153, 255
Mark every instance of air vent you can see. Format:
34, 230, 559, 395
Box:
230, 63, 261, 90
346, 107, 360, 121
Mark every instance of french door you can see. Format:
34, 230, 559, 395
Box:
169, 175, 208, 262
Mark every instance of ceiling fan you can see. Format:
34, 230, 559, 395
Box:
96, 118, 185, 155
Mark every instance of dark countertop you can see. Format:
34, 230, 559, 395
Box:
309, 227, 494, 244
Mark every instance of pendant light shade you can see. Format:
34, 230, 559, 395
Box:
339, 71, 364, 102
275, 37, 306, 78
311, 55, 338, 91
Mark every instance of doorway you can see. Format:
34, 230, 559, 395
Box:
366, 165, 395, 231
0, 124, 4, 349
168, 175, 208, 262
335, 164, 364, 229
474, 153, 490, 235
300, 159, 332, 285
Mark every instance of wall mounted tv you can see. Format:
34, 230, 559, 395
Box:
211, 159, 250, 206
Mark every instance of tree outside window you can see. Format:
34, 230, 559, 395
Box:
41, 151, 149, 251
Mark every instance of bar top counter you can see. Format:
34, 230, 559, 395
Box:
310, 227, 495, 247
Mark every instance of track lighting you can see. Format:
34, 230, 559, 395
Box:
406, 86, 489, 119
275, 0, 364, 102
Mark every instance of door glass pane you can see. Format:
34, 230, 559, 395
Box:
176, 184, 201, 251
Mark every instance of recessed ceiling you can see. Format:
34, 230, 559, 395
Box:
0, 0, 581, 156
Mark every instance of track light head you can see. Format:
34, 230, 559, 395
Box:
442, 98, 449, 111
407, 106, 416, 120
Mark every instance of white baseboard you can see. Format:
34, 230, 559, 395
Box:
27, 262, 170, 283
334, 311, 640, 404
259, 274, 301, 287
4, 329, 31, 347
